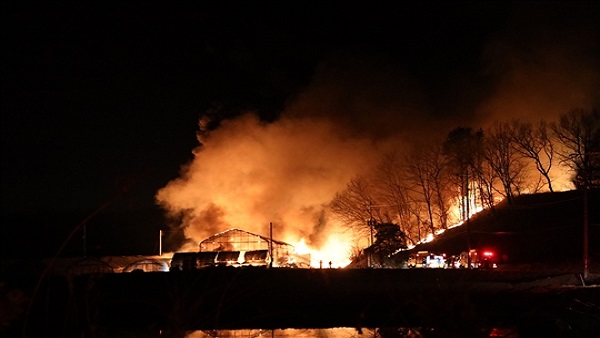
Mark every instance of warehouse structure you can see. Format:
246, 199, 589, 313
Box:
199, 228, 296, 267
171, 228, 310, 270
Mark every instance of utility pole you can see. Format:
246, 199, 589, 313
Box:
582, 151, 599, 281
82, 222, 87, 258
159, 230, 163, 256
365, 201, 405, 268
583, 187, 589, 280
465, 171, 471, 268
269, 222, 273, 268
367, 202, 375, 268
368, 217, 376, 268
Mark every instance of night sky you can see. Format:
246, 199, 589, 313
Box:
2, 1, 599, 258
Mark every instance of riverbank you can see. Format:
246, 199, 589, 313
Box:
11, 267, 597, 337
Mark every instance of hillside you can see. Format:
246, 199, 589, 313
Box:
398, 189, 600, 271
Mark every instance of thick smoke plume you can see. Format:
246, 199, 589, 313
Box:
155, 112, 380, 250
476, 2, 599, 125
156, 4, 598, 252
155, 53, 438, 251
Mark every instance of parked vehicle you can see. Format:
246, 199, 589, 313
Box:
408, 251, 429, 268
407, 249, 497, 269
408, 251, 447, 268
459, 249, 497, 269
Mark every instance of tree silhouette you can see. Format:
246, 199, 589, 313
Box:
551, 108, 600, 189
442, 127, 484, 220
484, 121, 528, 205
406, 143, 451, 234
329, 176, 377, 238
366, 222, 407, 267
510, 120, 556, 192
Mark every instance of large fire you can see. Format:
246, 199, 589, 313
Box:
293, 236, 353, 268
156, 113, 379, 266
156, 111, 578, 267
154, 44, 586, 266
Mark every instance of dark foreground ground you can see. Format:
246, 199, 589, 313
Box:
5, 267, 599, 338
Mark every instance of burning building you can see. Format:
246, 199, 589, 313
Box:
170, 228, 310, 270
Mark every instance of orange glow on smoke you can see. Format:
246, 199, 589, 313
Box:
156, 98, 578, 266
155, 113, 379, 264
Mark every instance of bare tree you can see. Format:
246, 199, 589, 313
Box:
472, 156, 497, 211
442, 127, 484, 221
510, 120, 556, 192
371, 151, 414, 232
428, 146, 452, 230
329, 176, 376, 238
366, 151, 421, 243
330, 152, 423, 246
405, 147, 436, 236
405, 196, 427, 245
484, 121, 528, 205
405, 143, 452, 235
551, 108, 600, 189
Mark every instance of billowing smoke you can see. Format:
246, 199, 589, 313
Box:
156, 3, 598, 252
476, 2, 599, 125
155, 112, 379, 250
155, 52, 439, 251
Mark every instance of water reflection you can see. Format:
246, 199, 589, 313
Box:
179, 327, 519, 338
184, 328, 376, 337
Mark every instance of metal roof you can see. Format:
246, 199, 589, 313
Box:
199, 228, 293, 247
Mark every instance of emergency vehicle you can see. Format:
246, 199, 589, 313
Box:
408, 251, 447, 268
459, 249, 497, 269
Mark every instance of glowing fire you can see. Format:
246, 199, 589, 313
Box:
155, 105, 579, 268
407, 198, 489, 250
293, 236, 352, 268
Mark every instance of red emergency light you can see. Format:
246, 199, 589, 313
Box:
482, 250, 494, 257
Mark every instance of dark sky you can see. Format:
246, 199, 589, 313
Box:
2, 1, 598, 258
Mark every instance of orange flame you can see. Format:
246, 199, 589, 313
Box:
293, 235, 353, 268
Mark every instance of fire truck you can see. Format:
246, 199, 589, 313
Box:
458, 249, 497, 269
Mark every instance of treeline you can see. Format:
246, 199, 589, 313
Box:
330, 108, 599, 246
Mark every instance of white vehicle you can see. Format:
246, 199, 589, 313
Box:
408, 251, 447, 268
425, 254, 446, 268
